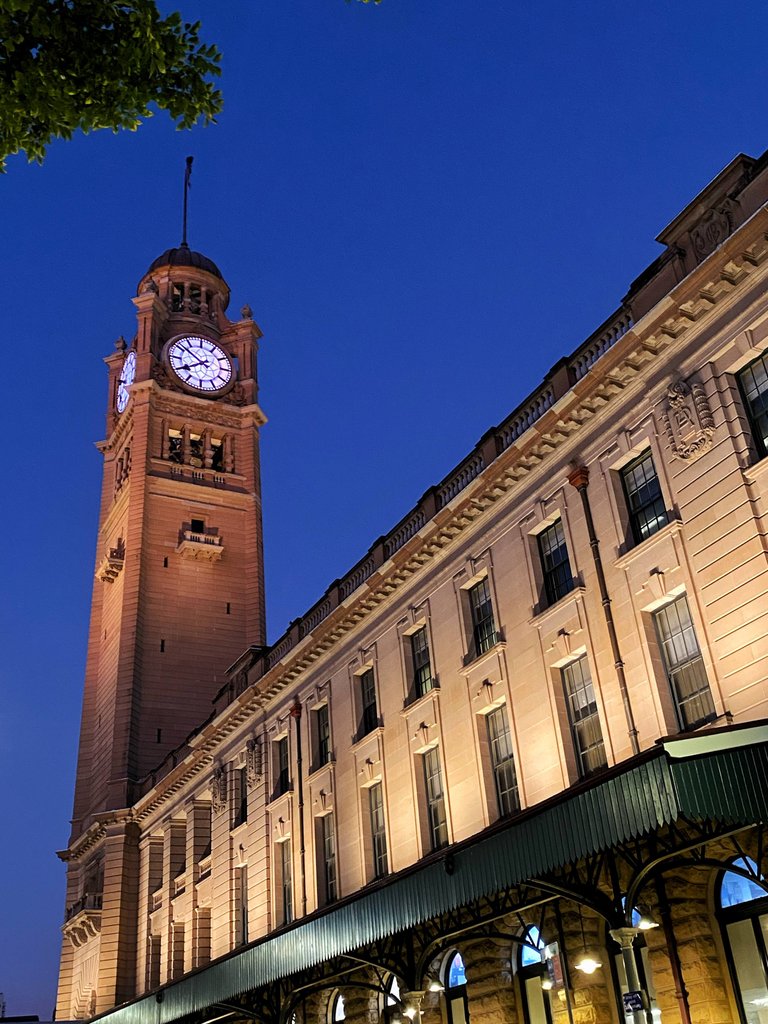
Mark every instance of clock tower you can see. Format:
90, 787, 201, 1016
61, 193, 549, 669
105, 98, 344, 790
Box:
71, 242, 267, 835
59, 242, 267, 1012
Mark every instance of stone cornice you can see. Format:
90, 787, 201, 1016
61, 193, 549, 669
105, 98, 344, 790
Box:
127, 208, 768, 830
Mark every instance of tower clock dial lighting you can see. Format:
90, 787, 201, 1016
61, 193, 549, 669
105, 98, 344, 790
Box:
167, 335, 234, 393
116, 350, 136, 413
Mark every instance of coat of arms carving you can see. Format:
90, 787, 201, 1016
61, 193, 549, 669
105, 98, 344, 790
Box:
663, 378, 715, 462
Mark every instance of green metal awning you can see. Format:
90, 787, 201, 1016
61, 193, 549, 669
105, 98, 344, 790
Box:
98, 724, 768, 1024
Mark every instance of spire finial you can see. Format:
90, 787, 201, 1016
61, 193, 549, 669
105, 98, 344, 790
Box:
181, 155, 193, 247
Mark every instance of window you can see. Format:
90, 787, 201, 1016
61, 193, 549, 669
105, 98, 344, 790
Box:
147, 934, 161, 990
168, 428, 183, 464
738, 351, 768, 457
233, 765, 247, 828
422, 747, 448, 850
189, 433, 204, 467
358, 668, 378, 737
562, 656, 606, 776
329, 993, 345, 1022
274, 737, 290, 797
621, 450, 667, 544
368, 782, 388, 879
468, 577, 497, 658
486, 706, 519, 818
313, 704, 331, 769
444, 951, 470, 1024
317, 814, 338, 905
538, 519, 574, 606
411, 627, 434, 698
717, 857, 768, 1024
382, 975, 402, 1024
235, 865, 248, 947
190, 517, 205, 534
278, 841, 293, 925
517, 926, 552, 1024
654, 595, 715, 729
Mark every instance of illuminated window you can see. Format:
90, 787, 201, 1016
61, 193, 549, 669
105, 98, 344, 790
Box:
738, 352, 768, 457
717, 858, 768, 1024
444, 951, 469, 1024
538, 519, 574, 606
382, 974, 401, 1023
486, 706, 519, 817
468, 578, 497, 659
654, 595, 715, 729
517, 927, 552, 1024
621, 451, 667, 544
562, 656, 606, 776
422, 747, 448, 850
329, 993, 345, 1022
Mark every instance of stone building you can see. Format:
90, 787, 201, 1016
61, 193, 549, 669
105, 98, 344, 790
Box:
57, 150, 768, 1024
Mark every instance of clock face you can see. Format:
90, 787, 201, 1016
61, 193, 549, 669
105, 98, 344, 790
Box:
167, 336, 234, 393
116, 351, 136, 413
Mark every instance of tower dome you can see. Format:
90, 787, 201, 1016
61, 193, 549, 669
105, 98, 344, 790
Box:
144, 241, 223, 280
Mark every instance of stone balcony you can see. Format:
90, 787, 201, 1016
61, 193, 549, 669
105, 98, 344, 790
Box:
175, 530, 224, 562
63, 893, 102, 948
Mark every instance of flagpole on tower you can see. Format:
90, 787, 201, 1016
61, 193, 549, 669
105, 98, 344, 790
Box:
182, 155, 193, 246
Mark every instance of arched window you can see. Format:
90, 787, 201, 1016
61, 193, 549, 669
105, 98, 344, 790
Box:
717, 857, 768, 1023
328, 992, 345, 1023
381, 974, 401, 1023
444, 950, 470, 1024
517, 926, 552, 1024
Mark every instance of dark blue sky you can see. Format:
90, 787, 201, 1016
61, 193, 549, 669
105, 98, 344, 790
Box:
2, 1, 767, 1014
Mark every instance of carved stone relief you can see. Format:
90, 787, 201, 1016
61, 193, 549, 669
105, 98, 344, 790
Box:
211, 764, 228, 814
663, 378, 715, 462
245, 736, 262, 787
690, 206, 733, 263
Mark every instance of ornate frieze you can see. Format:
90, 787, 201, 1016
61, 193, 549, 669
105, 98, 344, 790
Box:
662, 378, 715, 462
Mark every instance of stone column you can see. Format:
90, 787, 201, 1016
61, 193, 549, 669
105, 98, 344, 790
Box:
609, 928, 653, 1024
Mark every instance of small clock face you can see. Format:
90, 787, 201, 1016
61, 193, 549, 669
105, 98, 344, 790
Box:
116, 351, 136, 413
167, 336, 233, 393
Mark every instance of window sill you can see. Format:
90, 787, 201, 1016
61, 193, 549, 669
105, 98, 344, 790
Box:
402, 679, 440, 712
528, 586, 586, 626
268, 785, 293, 806
350, 724, 385, 751
743, 454, 768, 485
614, 519, 683, 570
230, 818, 248, 836
307, 757, 336, 779
460, 634, 507, 675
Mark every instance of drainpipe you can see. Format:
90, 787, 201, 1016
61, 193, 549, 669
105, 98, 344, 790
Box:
568, 465, 640, 755
655, 875, 692, 1024
290, 699, 308, 917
